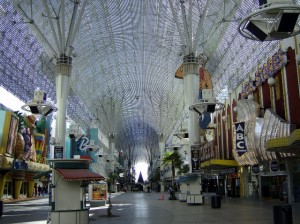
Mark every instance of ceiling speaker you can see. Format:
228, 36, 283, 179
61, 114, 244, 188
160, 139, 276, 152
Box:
207, 104, 216, 113
277, 13, 299, 32
29, 105, 39, 114
246, 21, 268, 41
258, 0, 267, 7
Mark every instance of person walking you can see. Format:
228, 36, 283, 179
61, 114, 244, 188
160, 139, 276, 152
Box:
38, 185, 42, 196
34, 183, 38, 196
169, 186, 175, 200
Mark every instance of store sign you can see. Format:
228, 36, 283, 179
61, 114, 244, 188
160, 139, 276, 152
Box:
78, 136, 90, 151
235, 122, 247, 156
251, 165, 260, 174
200, 142, 214, 163
270, 161, 280, 172
54, 146, 63, 159
220, 167, 236, 174
191, 146, 200, 172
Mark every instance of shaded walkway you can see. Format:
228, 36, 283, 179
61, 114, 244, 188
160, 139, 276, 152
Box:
1, 192, 300, 224
90, 192, 300, 224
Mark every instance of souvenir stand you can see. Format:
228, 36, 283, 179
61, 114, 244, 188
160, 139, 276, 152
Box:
186, 173, 203, 205
49, 159, 104, 224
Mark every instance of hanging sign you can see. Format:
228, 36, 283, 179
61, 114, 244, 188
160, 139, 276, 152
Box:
191, 145, 200, 172
235, 122, 247, 156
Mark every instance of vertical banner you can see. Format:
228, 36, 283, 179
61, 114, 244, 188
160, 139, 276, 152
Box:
191, 145, 200, 172
235, 122, 247, 156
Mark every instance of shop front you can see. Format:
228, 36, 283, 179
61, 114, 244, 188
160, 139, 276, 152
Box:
201, 159, 239, 197
266, 129, 300, 204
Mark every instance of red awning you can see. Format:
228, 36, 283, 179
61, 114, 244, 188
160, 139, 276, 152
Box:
55, 168, 105, 181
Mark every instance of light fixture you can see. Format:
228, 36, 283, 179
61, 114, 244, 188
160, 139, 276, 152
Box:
268, 77, 276, 86
21, 90, 57, 116
189, 89, 225, 115
239, 0, 300, 41
189, 100, 224, 114
174, 130, 189, 139
248, 93, 254, 100
166, 145, 182, 151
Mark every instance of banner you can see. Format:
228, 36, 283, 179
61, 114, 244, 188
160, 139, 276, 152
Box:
235, 122, 247, 156
191, 145, 200, 172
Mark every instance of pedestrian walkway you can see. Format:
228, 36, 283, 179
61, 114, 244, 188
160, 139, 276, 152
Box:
90, 192, 300, 224
1, 192, 300, 224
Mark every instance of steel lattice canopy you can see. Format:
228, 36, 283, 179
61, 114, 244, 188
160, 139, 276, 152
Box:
1, 0, 298, 160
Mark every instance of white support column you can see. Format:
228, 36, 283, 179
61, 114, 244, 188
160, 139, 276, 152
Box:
182, 54, 200, 151
159, 133, 165, 193
109, 134, 115, 192
109, 134, 115, 173
55, 55, 72, 158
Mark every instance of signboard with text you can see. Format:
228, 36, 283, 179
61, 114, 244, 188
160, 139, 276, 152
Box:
235, 122, 247, 156
191, 145, 200, 172
54, 146, 63, 159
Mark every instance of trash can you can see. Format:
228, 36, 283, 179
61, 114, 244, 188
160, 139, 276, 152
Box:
0, 200, 3, 217
211, 195, 221, 208
273, 205, 293, 224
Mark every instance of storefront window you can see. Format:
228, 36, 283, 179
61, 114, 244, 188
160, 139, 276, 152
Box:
2, 182, 13, 199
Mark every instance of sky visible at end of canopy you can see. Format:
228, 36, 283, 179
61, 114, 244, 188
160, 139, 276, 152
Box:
135, 162, 149, 182
0, 87, 27, 113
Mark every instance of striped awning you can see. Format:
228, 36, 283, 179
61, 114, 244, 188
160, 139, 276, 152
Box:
266, 129, 300, 156
201, 159, 238, 169
55, 168, 105, 182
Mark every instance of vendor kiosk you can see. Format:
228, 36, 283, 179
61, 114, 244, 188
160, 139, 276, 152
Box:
186, 174, 203, 205
49, 159, 104, 224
